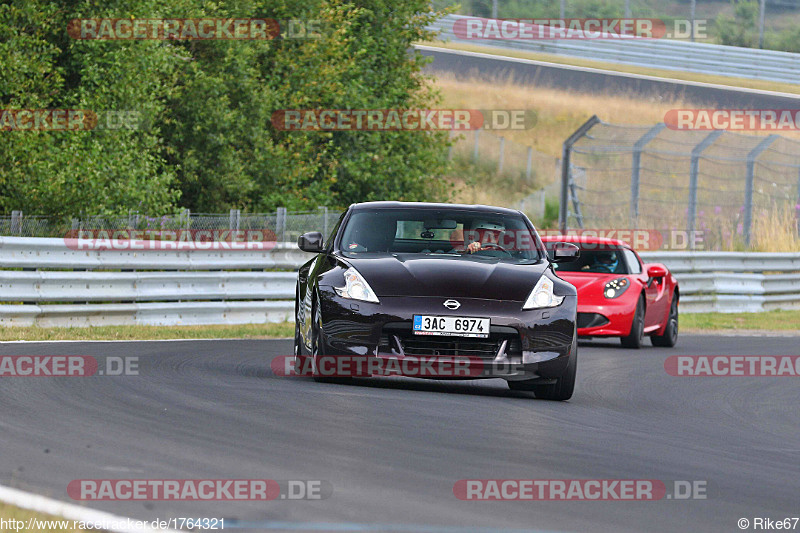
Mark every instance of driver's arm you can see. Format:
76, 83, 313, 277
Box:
467, 241, 481, 253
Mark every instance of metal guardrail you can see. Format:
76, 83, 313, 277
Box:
0, 237, 798, 326
428, 14, 800, 84
0, 237, 308, 270
640, 252, 800, 313
0, 237, 305, 327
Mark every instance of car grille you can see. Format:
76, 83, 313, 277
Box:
381, 328, 522, 360
577, 312, 610, 329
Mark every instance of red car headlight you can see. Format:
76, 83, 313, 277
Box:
603, 278, 630, 299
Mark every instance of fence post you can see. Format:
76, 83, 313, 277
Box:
687, 130, 723, 247
276, 207, 287, 242
498, 136, 505, 174
744, 134, 778, 246
473, 129, 480, 162
229, 209, 240, 231
559, 115, 600, 233
630, 123, 666, 227
11, 210, 22, 235
181, 208, 191, 230
526, 147, 533, 183
319, 206, 329, 237
570, 166, 585, 229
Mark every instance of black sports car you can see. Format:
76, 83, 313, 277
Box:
293, 201, 580, 400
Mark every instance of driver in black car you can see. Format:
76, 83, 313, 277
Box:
463, 220, 510, 256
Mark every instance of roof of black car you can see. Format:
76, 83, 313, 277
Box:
349, 201, 521, 215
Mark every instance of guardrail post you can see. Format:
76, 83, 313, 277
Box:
319, 206, 329, 237
630, 123, 666, 227
276, 207, 287, 242
473, 129, 480, 162
688, 130, 723, 248
11, 211, 22, 235
498, 137, 505, 174
559, 115, 600, 233
744, 135, 779, 246
526, 147, 533, 183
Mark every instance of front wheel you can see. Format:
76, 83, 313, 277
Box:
651, 294, 678, 347
507, 335, 577, 401
620, 295, 645, 349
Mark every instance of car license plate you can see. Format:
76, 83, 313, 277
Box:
413, 315, 490, 338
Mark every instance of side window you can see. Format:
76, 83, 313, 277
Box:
623, 248, 642, 274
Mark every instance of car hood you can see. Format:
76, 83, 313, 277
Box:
342, 253, 548, 301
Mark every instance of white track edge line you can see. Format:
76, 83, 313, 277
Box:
0, 484, 180, 533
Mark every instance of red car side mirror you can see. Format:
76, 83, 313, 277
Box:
647, 264, 667, 278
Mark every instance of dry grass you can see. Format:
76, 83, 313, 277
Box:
435, 73, 800, 158
682, 309, 800, 331
0, 503, 86, 533
0, 322, 294, 341
751, 205, 800, 252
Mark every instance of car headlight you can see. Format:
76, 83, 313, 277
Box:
522, 275, 564, 309
335, 267, 379, 303
604, 277, 630, 299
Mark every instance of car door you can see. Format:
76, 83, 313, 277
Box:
626, 248, 666, 328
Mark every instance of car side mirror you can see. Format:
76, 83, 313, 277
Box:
298, 232, 324, 253
551, 242, 580, 263
647, 264, 667, 278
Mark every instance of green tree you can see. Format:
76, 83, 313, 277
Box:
715, 0, 759, 48
0, 0, 452, 216
0, 0, 181, 216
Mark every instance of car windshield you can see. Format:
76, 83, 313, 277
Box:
551, 246, 630, 274
339, 208, 543, 263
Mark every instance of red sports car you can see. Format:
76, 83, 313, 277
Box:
541, 236, 679, 348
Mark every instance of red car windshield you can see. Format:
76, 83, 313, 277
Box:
552, 247, 630, 274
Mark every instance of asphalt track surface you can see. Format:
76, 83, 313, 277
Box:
1, 335, 798, 533
418, 45, 800, 109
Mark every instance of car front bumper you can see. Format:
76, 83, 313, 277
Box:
314, 287, 577, 380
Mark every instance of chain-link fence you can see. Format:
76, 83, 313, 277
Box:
0, 208, 344, 242
561, 118, 800, 251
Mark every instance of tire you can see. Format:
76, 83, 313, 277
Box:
310, 295, 347, 384
651, 293, 678, 347
310, 296, 328, 382
620, 295, 645, 349
293, 299, 311, 376
507, 332, 577, 401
